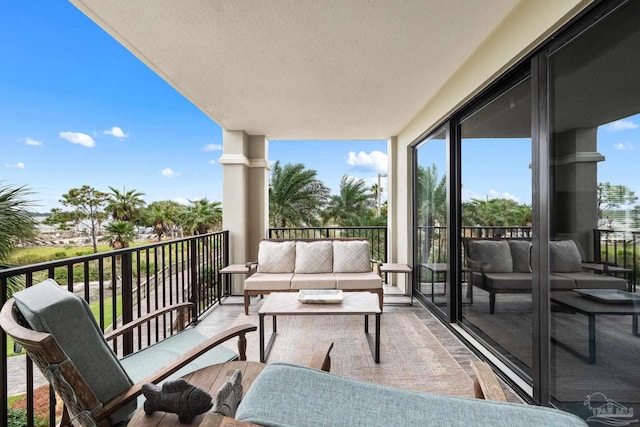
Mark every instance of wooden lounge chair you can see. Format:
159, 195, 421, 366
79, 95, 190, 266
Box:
0, 279, 257, 427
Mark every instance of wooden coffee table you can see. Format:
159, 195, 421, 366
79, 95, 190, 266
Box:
258, 292, 382, 363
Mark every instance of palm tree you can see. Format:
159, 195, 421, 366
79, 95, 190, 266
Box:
106, 186, 146, 222
0, 182, 37, 297
179, 199, 223, 235
269, 161, 330, 228
416, 164, 447, 263
323, 175, 374, 226
104, 220, 136, 249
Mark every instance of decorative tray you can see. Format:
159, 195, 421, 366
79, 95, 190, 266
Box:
575, 289, 640, 304
297, 289, 344, 304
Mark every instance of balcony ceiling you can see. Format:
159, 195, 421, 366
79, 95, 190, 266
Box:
71, 0, 520, 140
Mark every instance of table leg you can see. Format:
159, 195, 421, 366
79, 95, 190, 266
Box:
259, 313, 265, 362
375, 313, 381, 363
364, 314, 369, 333
633, 314, 639, 336
588, 314, 596, 364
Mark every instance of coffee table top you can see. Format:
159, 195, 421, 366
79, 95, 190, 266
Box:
551, 291, 640, 315
259, 291, 381, 316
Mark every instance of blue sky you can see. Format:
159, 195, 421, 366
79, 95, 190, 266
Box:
1, 2, 387, 213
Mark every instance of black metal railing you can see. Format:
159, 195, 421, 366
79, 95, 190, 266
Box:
268, 226, 387, 263
417, 226, 638, 288
0, 231, 228, 427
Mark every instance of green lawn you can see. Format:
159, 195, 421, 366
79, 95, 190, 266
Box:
6, 295, 123, 357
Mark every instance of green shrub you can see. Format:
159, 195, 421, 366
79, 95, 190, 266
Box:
7, 407, 48, 427
53, 251, 67, 259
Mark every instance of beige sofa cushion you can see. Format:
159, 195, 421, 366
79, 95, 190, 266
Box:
549, 240, 582, 273
291, 273, 336, 290
334, 272, 382, 290
294, 241, 333, 273
244, 273, 293, 291
257, 241, 296, 273
333, 240, 371, 273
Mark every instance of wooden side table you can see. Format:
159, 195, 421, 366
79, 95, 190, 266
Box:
379, 263, 413, 305
218, 264, 251, 303
129, 361, 266, 426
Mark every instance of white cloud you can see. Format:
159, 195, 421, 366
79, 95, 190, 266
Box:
103, 126, 128, 138
161, 168, 180, 178
173, 197, 190, 205
208, 159, 217, 165
203, 144, 223, 152
23, 137, 42, 146
5, 162, 25, 169
346, 150, 388, 173
59, 131, 95, 147
614, 142, 635, 151
487, 190, 519, 202
606, 120, 639, 131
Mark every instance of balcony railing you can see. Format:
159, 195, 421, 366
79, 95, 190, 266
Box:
0, 231, 228, 427
418, 226, 638, 287
268, 226, 388, 264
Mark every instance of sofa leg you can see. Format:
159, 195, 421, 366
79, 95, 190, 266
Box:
489, 294, 496, 314
244, 292, 250, 315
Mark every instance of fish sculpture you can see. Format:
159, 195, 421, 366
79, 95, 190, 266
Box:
142, 379, 213, 423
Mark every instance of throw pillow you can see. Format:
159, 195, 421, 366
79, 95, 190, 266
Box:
508, 240, 532, 273
467, 240, 513, 272
257, 241, 296, 273
549, 240, 582, 272
333, 240, 371, 273
294, 241, 333, 273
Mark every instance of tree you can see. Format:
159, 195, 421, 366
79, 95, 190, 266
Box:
0, 182, 37, 297
142, 200, 185, 240
416, 165, 447, 263
58, 186, 110, 253
106, 186, 146, 222
323, 175, 374, 225
179, 199, 223, 235
269, 161, 330, 228
597, 182, 638, 220
104, 220, 136, 249
462, 198, 532, 227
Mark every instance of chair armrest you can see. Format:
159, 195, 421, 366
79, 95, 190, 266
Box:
98, 324, 258, 420
308, 340, 333, 372
471, 361, 507, 401
104, 302, 193, 342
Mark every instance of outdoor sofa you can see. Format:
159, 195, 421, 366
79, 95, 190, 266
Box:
466, 239, 627, 313
243, 239, 383, 314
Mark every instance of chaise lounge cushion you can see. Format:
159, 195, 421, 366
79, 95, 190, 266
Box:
553, 272, 627, 290
13, 279, 135, 425
333, 240, 371, 273
294, 241, 333, 273
235, 363, 587, 427
257, 241, 296, 273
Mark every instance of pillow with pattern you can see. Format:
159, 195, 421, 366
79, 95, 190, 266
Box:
257, 240, 296, 273
333, 240, 371, 273
295, 241, 333, 273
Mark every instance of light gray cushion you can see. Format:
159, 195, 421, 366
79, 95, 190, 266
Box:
549, 240, 582, 273
236, 363, 587, 427
257, 241, 296, 273
334, 272, 382, 290
244, 273, 293, 291
290, 273, 336, 290
333, 240, 371, 273
13, 279, 135, 425
508, 240, 531, 273
294, 241, 333, 273
467, 240, 513, 273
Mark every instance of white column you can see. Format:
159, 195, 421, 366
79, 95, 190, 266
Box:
219, 130, 269, 293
